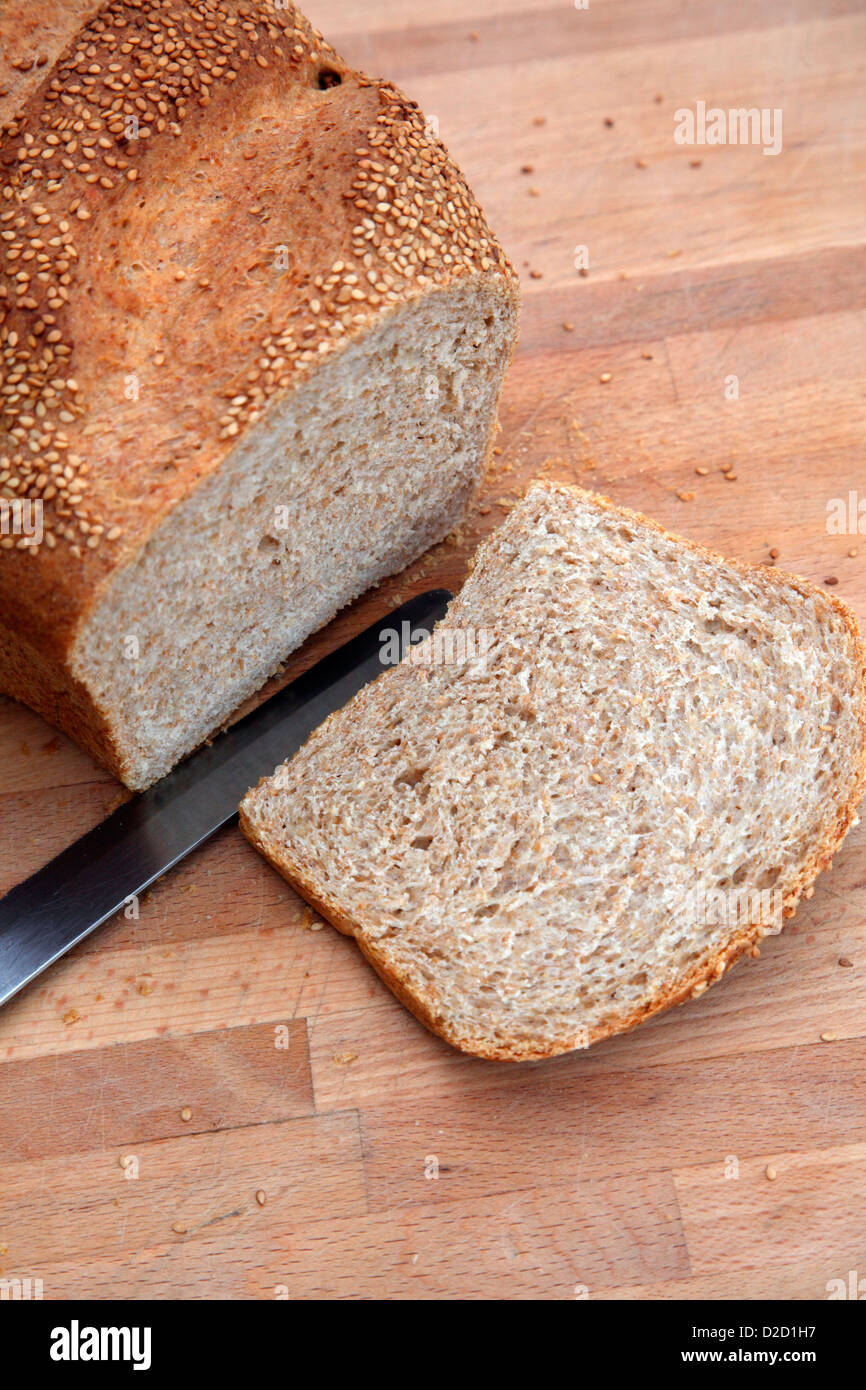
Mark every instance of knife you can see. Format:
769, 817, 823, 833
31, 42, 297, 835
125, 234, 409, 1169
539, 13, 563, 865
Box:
0, 589, 452, 1008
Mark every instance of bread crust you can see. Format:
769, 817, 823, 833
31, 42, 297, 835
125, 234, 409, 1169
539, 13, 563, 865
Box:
239, 481, 866, 1061
0, 0, 518, 780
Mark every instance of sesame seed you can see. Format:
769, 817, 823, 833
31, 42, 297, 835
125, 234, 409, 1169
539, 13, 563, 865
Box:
765, 1164, 777, 1181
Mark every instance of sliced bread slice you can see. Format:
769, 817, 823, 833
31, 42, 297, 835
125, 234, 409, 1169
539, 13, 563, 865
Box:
239, 482, 866, 1061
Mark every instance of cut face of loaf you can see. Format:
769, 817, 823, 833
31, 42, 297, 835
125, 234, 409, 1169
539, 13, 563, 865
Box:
0, 0, 519, 789
240, 482, 866, 1061
69, 278, 515, 788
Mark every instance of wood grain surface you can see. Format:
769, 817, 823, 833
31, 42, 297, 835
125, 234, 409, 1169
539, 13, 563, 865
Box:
1, 0, 865, 1300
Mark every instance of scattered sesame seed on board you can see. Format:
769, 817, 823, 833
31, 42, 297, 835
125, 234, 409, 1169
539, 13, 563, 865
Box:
529, 269, 543, 279
848, 548, 859, 558
769, 547, 780, 559
676, 490, 695, 502
562, 322, 575, 332
181, 1107, 192, 1122
603, 117, 615, 128
635, 159, 648, 169
599, 372, 612, 383
334, 1051, 358, 1065
255, 1190, 267, 1207
820, 1030, 837, 1042
171, 1222, 188, 1236
690, 158, 702, 167
695, 466, 709, 475
824, 576, 838, 586
520, 164, 534, 174
839, 956, 854, 968
724, 472, 738, 482
765, 1165, 777, 1181
642, 351, 654, 360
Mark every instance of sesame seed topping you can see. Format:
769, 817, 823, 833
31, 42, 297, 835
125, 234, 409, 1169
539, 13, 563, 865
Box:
0, 4, 514, 559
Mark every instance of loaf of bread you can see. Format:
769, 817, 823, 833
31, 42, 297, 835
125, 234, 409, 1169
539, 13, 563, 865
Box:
0, 0, 519, 788
240, 482, 866, 1061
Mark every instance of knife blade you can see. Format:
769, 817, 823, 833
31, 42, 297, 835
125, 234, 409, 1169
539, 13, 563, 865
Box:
0, 589, 452, 1008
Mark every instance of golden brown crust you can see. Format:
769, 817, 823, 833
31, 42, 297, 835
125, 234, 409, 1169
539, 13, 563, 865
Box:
0, 0, 517, 776
0, 1, 106, 126
239, 481, 866, 1062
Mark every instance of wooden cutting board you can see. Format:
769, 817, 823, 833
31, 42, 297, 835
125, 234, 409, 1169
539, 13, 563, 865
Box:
1, 0, 864, 1300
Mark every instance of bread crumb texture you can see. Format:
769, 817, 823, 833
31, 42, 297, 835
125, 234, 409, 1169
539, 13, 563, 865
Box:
241, 483, 866, 1061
